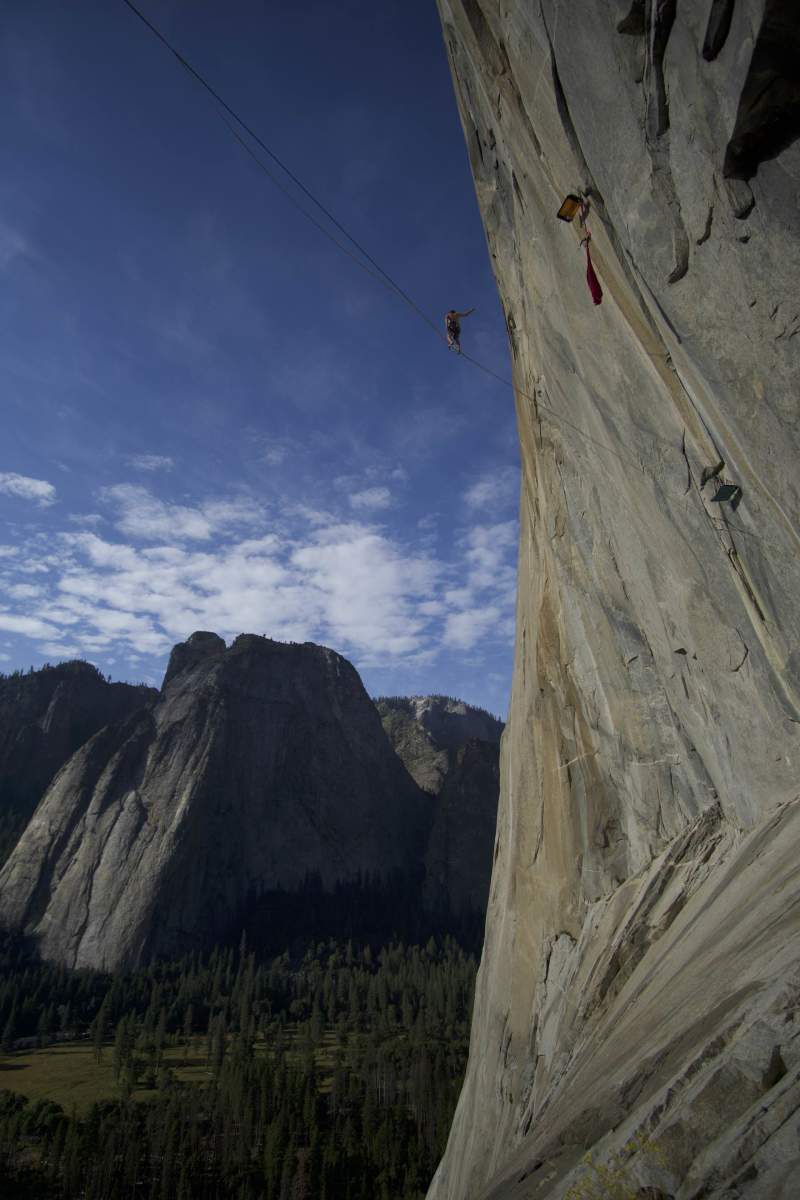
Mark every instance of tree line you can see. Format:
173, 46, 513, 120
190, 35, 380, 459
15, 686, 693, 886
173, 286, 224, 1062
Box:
0, 917, 477, 1198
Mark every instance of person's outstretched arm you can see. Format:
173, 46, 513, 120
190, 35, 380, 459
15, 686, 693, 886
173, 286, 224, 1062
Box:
455, 308, 475, 318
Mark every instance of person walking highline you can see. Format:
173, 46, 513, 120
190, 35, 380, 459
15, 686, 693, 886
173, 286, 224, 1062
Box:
445, 307, 475, 353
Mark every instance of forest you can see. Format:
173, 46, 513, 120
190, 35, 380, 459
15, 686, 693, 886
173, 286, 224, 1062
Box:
0, 880, 480, 1198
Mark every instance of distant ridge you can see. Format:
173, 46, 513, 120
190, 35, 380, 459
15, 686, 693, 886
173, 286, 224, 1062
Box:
0, 634, 498, 970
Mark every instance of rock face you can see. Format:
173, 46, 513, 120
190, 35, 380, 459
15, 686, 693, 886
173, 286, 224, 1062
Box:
377, 696, 503, 911
0, 662, 155, 868
430, 3, 800, 1198
0, 634, 430, 971
377, 695, 503, 793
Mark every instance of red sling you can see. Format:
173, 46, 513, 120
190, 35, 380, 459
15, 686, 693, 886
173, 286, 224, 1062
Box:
585, 241, 603, 306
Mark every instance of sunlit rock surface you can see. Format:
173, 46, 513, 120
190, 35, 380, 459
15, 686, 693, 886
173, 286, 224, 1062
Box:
377, 695, 503, 795
378, 695, 502, 911
429, 2, 800, 1197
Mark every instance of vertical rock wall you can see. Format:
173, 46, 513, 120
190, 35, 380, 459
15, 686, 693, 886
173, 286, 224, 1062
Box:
430, 2, 800, 1197
377, 696, 503, 912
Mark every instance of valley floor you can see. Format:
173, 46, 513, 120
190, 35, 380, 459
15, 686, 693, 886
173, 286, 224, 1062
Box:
0, 932, 476, 1198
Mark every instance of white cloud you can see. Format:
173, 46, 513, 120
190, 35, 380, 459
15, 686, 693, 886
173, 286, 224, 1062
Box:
0, 472, 57, 507
0, 491, 519, 678
0, 516, 440, 668
442, 605, 502, 650
38, 642, 81, 659
438, 521, 517, 651
349, 487, 392, 512
464, 466, 519, 510
68, 513, 104, 527
463, 521, 518, 592
443, 586, 472, 608
334, 461, 407, 497
4, 583, 44, 600
100, 485, 264, 542
292, 522, 439, 661
17, 559, 58, 575
418, 600, 445, 617
127, 454, 174, 472
0, 612, 60, 638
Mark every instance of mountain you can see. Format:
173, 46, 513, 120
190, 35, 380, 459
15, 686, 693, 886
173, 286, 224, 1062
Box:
377, 695, 502, 912
0, 661, 156, 868
429, 3, 800, 1198
377, 695, 503, 793
0, 633, 431, 971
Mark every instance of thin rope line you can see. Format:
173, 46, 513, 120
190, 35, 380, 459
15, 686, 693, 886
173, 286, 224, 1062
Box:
217, 113, 403, 302
118, 0, 681, 470
119, 0, 788, 556
120, 0, 444, 338
459, 351, 653, 473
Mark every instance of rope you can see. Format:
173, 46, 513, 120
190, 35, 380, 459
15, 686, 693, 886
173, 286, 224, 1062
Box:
120, 0, 784, 559
118, 0, 680, 470
216, 83, 638, 469
458, 351, 649, 473
120, 0, 443, 340
216, 113, 404, 303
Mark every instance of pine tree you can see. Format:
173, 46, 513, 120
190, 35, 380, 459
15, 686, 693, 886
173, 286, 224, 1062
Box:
211, 1012, 226, 1076
37, 1003, 55, 1048
112, 1014, 133, 1081
1, 1006, 16, 1053
183, 1003, 194, 1050
91, 994, 112, 1063
154, 1006, 168, 1066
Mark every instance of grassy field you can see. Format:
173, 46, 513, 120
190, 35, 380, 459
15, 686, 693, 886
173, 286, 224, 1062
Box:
0, 1040, 213, 1114
0, 1029, 350, 1114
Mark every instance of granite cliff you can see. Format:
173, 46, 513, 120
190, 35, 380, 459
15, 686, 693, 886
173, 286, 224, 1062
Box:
378, 695, 503, 912
429, 2, 800, 1198
377, 695, 503, 794
0, 662, 155, 869
0, 634, 431, 971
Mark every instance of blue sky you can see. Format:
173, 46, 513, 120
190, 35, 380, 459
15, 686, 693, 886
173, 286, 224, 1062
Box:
1, 0, 519, 715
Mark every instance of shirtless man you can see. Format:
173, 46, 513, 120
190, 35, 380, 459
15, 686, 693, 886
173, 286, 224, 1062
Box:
445, 307, 475, 353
